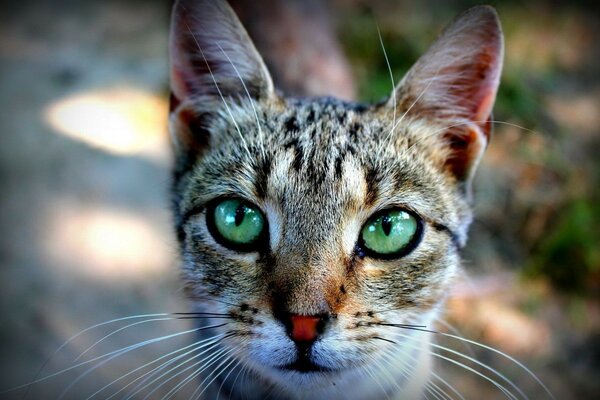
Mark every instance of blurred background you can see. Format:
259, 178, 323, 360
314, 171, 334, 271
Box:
0, 0, 598, 399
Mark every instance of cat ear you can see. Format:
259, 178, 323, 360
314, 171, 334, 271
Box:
390, 6, 503, 187
170, 0, 274, 103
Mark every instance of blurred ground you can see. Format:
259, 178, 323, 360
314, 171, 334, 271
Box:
0, 0, 598, 399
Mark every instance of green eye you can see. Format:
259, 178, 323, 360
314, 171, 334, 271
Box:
359, 209, 421, 258
208, 198, 266, 250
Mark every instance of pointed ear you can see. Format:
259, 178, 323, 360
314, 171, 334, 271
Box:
169, 0, 274, 108
390, 6, 503, 186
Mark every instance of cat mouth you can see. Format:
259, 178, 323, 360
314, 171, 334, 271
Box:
278, 351, 337, 374
279, 358, 336, 373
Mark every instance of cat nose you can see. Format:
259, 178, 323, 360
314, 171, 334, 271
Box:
278, 313, 329, 344
290, 315, 321, 343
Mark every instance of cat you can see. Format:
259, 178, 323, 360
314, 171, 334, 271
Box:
168, 0, 503, 399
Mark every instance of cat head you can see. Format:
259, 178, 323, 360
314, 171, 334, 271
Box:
169, 0, 502, 396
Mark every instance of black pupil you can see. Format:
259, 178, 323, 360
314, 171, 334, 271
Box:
381, 215, 392, 236
234, 204, 246, 226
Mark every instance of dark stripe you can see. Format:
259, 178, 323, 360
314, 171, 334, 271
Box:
429, 220, 461, 250
284, 139, 303, 172
364, 167, 379, 206
254, 157, 272, 198
177, 204, 206, 242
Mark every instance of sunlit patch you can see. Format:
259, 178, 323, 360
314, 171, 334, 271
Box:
44, 87, 170, 162
44, 202, 174, 280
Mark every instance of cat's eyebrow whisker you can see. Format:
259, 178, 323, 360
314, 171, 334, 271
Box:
184, 21, 251, 159
87, 333, 227, 400
406, 119, 539, 153
379, 68, 442, 159
376, 23, 396, 154
216, 42, 266, 160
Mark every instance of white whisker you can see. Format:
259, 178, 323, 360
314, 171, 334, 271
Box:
430, 370, 466, 400
133, 341, 228, 400
190, 349, 240, 400
74, 317, 172, 362
433, 330, 554, 400
55, 326, 213, 400
390, 330, 526, 400
93, 334, 226, 400
184, 22, 251, 159
216, 42, 266, 160
5, 325, 207, 394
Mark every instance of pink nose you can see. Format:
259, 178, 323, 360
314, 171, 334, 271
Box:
289, 315, 321, 343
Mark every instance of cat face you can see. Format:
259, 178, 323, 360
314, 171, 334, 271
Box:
169, 0, 502, 397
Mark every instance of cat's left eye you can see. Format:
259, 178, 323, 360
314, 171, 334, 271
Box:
206, 198, 267, 251
358, 208, 422, 259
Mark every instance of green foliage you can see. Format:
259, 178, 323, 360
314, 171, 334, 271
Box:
526, 197, 600, 293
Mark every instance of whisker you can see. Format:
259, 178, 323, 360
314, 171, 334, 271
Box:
433, 330, 555, 400
186, 295, 248, 310
381, 322, 553, 400
183, 21, 252, 159
193, 350, 241, 400
55, 324, 227, 400
434, 317, 476, 359
430, 371, 466, 400
5, 325, 214, 393
128, 340, 229, 400
216, 356, 244, 400
379, 68, 442, 159
406, 120, 539, 153
12, 313, 169, 398
89, 333, 227, 400
376, 22, 396, 154
372, 336, 397, 344
361, 354, 394, 400
389, 331, 522, 400
377, 334, 448, 400
74, 317, 173, 362
216, 42, 266, 160
177, 347, 238, 400
227, 360, 248, 400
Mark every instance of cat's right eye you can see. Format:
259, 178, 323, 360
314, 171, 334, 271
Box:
358, 208, 423, 259
206, 198, 267, 251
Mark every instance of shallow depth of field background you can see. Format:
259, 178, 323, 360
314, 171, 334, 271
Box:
0, 0, 598, 399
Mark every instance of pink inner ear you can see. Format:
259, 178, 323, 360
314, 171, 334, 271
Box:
474, 87, 497, 138
444, 126, 487, 181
